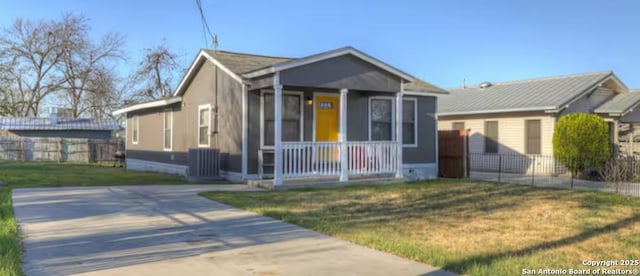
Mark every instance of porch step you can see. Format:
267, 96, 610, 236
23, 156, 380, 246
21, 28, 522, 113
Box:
248, 175, 404, 190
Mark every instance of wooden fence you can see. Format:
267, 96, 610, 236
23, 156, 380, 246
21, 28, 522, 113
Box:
438, 129, 470, 178
0, 137, 124, 162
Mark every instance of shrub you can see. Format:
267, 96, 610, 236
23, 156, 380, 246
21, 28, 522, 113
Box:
553, 113, 611, 176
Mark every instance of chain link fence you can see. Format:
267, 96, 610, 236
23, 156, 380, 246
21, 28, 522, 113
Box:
469, 152, 640, 197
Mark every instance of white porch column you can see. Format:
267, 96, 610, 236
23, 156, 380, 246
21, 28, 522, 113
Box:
339, 88, 349, 182
395, 81, 404, 179
241, 84, 248, 180
273, 73, 283, 186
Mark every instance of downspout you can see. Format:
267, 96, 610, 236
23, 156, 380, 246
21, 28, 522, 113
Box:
213, 66, 219, 149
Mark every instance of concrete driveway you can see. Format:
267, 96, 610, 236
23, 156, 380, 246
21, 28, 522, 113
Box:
13, 185, 455, 276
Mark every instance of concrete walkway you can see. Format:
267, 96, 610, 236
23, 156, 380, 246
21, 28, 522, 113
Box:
13, 185, 454, 276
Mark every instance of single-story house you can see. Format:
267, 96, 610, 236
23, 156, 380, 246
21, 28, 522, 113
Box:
0, 108, 121, 139
437, 71, 633, 156
113, 46, 448, 185
594, 89, 640, 154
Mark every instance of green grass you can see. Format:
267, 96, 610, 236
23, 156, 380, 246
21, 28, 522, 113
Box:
0, 186, 20, 276
201, 180, 640, 276
0, 162, 193, 276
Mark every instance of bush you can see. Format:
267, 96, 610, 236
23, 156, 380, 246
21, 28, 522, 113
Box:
553, 113, 611, 176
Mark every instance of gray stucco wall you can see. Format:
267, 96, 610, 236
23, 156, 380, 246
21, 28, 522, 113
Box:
278, 55, 401, 92
127, 61, 243, 173
405, 96, 437, 164
344, 91, 437, 163
8, 130, 113, 139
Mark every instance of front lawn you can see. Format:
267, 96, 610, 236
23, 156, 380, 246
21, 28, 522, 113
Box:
201, 180, 640, 276
0, 162, 191, 276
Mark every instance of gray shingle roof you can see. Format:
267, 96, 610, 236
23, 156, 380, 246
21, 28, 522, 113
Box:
205, 50, 293, 75
404, 78, 448, 94
594, 90, 640, 115
0, 117, 121, 131
439, 71, 614, 116
206, 48, 446, 94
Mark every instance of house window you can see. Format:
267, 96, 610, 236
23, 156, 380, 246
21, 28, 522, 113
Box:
262, 92, 303, 147
402, 99, 417, 146
132, 116, 139, 144
452, 122, 465, 131
370, 98, 393, 141
163, 110, 172, 150
484, 121, 499, 153
525, 120, 541, 154
198, 105, 210, 146
369, 97, 418, 145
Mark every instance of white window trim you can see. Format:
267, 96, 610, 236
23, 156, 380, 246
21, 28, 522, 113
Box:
163, 109, 173, 151
367, 96, 418, 147
260, 89, 304, 149
403, 98, 418, 148
198, 104, 211, 147
132, 115, 139, 145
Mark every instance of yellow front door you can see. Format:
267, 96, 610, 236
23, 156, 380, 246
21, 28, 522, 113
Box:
315, 95, 340, 162
315, 95, 340, 141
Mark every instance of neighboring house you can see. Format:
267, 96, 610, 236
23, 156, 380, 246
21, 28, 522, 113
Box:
113, 46, 448, 184
437, 71, 632, 156
594, 89, 640, 155
0, 108, 121, 139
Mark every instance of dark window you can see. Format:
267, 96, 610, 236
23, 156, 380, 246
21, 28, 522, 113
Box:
525, 120, 541, 154
484, 121, 498, 153
452, 122, 465, 131
264, 93, 301, 146
402, 99, 416, 145
371, 99, 393, 141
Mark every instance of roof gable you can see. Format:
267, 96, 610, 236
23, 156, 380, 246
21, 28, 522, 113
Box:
439, 71, 620, 116
241, 46, 415, 82
594, 90, 640, 116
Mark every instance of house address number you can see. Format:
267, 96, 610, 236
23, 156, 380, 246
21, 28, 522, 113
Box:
319, 102, 333, 109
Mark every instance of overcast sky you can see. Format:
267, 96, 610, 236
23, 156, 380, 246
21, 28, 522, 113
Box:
2, 0, 639, 89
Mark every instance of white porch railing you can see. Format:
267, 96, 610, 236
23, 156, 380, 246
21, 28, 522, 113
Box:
281, 141, 398, 179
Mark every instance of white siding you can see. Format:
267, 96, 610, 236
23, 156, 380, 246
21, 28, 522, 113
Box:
439, 114, 556, 155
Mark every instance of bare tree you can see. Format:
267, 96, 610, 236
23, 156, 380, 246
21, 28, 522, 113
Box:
0, 17, 68, 116
85, 66, 132, 120
132, 44, 181, 100
56, 14, 125, 118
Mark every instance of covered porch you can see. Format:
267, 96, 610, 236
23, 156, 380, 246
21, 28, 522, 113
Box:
242, 48, 415, 186
256, 82, 406, 186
